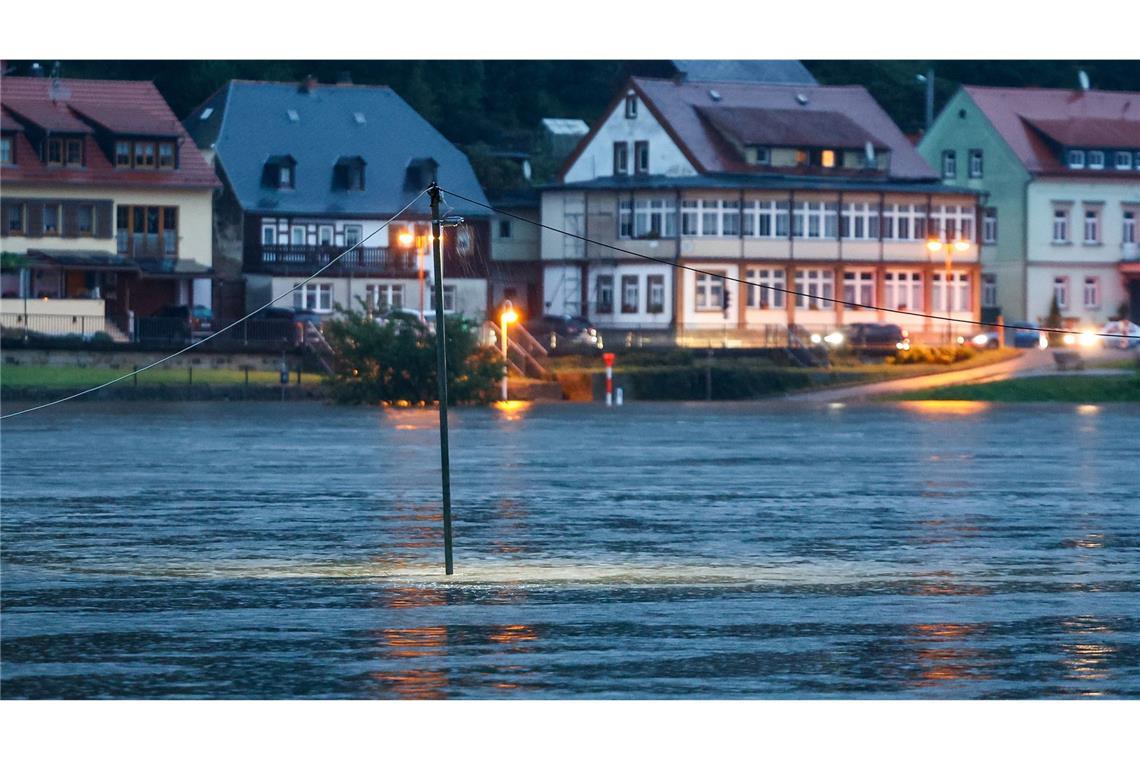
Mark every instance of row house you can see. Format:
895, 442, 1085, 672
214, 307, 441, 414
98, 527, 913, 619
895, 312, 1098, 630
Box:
919, 85, 1140, 325
541, 76, 982, 345
185, 78, 491, 322
0, 76, 217, 338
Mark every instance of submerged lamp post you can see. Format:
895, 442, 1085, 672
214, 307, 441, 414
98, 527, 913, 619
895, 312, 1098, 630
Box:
927, 236, 971, 344
500, 300, 517, 402
429, 184, 455, 575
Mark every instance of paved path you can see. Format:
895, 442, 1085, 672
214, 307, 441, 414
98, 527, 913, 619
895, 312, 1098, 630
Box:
790, 348, 1054, 403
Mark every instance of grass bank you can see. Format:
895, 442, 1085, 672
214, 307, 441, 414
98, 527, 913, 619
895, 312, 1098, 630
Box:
0, 364, 324, 389
891, 372, 1140, 403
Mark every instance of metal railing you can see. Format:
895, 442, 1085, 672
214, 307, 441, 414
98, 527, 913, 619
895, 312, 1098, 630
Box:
248, 244, 419, 276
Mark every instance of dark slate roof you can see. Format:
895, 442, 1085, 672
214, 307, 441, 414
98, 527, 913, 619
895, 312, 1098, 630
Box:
187, 80, 489, 218
697, 106, 888, 150
671, 60, 818, 86
1024, 116, 1140, 150
543, 172, 979, 196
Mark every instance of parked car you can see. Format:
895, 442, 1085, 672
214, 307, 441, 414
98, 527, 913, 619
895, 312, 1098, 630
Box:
152, 304, 214, 341
841, 322, 910, 355
1001, 321, 1048, 349
524, 314, 603, 353
1099, 319, 1140, 350
376, 308, 435, 335
260, 307, 322, 344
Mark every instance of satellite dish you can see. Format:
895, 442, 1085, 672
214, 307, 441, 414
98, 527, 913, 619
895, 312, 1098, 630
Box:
865, 141, 876, 167
1078, 70, 1090, 91
522, 159, 532, 181
796, 93, 809, 106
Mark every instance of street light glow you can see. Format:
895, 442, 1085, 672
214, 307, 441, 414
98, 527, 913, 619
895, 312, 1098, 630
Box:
502, 308, 518, 325
926, 238, 943, 253
398, 228, 416, 247
954, 239, 970, 252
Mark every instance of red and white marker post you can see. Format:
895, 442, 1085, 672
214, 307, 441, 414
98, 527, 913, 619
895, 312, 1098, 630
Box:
603, 352, 615, 407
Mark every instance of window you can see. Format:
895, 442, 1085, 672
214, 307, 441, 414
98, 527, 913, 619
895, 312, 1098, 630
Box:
752, 147, 770, 165
279, 164, 293, 188
431, 285, 457, 312
1116, 152, 1133, 170
721, 201, 740, 236
932, 272, 970, 312
625, 92, 637, 119
695, 272, 725, 311
498, 220, 512, 239
42, 204, 60, 235
884, 271, 923, 311
133, 141, 156, 169
366, 284, 404, 311
633, 199, 676, 238
115, 141, 131, 167
983, 208, 998, 243
294, 283, 334, 313
1083, 209, 1100, 243
793, 202, 831, 239
291, 226, 307, 246
621, 275, 639, 313
6, 202, 25, 233
318, 226, 334, 246
1068, 150, 1085, 169
982, 273, 997, 309
1052, 208, 1069, 243
262, 225, 276, 245
968, 149, 983, 178
595, 275, 614, 314
1088, 151, 1105, 169
77, 204, 94, 235
66, 139, 83, 166
821, 150, 836, 168
114, 205, 177, 256
344, 225, 362, 247
1052, 276, 1069, 309
158, 143, 175, 169
634, 141, 649, 175
618, 200, 633, 238
941, 150, 956, 178
613, 142, 629, 175
47, 138, 63, 165
775, 201, 790, 237
162, 208, 178, 254
794, 269, 834, 310
1, 136, 12, 165
745, 268, 785, 309
1083, 276, 1100, 309
842, 202, 880, 240
1124, 211, 1136, 244
843, 271, 875, 309
742, 200, 776, 238
647, 275, 665, 314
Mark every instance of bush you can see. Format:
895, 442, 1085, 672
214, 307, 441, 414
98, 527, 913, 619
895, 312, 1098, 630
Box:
322, 309, 504, 405
892, 344, 977, 365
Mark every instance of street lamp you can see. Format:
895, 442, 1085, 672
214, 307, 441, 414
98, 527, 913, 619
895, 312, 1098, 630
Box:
500, 299, 518, 402
927, 237, 971, 344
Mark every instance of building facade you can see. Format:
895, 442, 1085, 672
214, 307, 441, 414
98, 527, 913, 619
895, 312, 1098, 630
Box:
542, 76, 982, 346
918, 85, 1140, 325
1, 75, 217, 338
184, 79, 492, 322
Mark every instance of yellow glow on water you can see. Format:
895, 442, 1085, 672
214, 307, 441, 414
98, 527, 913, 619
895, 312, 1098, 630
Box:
493, 400, 532, 421
899, 400, 991, 416
1077, 404, 1100, 416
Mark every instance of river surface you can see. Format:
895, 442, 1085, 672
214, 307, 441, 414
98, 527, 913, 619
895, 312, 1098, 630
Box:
2, 400, 1138, 699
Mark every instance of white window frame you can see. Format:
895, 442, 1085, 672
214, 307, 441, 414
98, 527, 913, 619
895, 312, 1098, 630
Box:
742, 200, 777, 238
1083, 276, 1100, 309
319, 225, 334, 246
794, 269, 834, 310
366, 283, 404, 311
1053, 276, 1069, 310
431, 284, 457, 313
1088, 150, 1105, 169
262, 225, 276, 245
621, 274, 640, 314
1124, 211, 1136, 244
981, 273, 997, 309
634, 141, 649, 174
1068, 150, 1085, 169
932, 271, 970, 312
632, 198, 676, 239
613, 142, 629, 175
1052, 208, 1070, 243
294, 282, 333, 313
941, 150, 956, 178
842, 270, 875, 310
1083, 208, 1100, 244
624, 92, 637, 119
695, 271, 725, 311
745, 268, 786, 309
841, 202, 879, 240
983, 208, 998, 244
344, 225, 363, 248
595, 274, 614, 314
884, 270, 923, 312
1115, 151, 1133, 170
753, 147, 770, 165
291, 226, 307, 246
968, 149, 984, 178
618, 200, 633, 238
647, 275, 665, 314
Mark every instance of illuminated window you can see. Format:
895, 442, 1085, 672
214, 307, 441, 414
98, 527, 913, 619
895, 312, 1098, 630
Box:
820, 150, 836, 168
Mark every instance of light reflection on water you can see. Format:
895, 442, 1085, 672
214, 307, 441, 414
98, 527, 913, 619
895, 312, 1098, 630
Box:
2, 400, 1139, 699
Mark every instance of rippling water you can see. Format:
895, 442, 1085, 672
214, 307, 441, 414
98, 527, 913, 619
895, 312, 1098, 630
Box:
2, 400, 1138, 698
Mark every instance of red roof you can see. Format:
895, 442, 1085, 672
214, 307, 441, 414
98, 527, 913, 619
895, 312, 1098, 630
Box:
623, 77, 936, 180
0, 77, 218, 190
964, 85, 1140, 174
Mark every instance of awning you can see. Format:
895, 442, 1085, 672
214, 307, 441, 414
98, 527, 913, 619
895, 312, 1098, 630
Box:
136, 258, 214, 278
23, 249, 138, 271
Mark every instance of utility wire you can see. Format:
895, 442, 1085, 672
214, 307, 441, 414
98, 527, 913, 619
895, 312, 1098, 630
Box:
440, 187, 1133, 342
1, 189, 429, 420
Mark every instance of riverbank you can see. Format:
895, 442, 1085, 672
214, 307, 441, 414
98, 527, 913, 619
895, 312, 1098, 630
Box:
890, 371, 1140, 403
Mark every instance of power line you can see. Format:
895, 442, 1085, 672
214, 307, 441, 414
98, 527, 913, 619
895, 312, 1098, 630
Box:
439, 186, 1133, 342
1, 189, 429, 420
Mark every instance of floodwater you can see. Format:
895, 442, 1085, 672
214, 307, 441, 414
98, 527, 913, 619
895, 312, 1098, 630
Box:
2, 399, 1138, 699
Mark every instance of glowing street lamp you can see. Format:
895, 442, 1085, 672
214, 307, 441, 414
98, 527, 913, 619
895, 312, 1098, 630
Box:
927, 237, 972, 344
397, 228, 416, 248
500, 300, 518, 402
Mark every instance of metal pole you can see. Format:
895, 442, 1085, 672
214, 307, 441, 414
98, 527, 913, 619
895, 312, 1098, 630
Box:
429, 184, 455, 576
500, 302, 510, 402
925, 69, 934, 132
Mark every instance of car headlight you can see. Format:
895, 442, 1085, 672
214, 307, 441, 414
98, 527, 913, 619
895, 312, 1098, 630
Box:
896, 340, 910, 351
1038, 335, 1049, 349
1062, 333, 1076, 346
971, 334, 989, 346
1078, 330, 1098, 348
823, 332, 844, 347
810, 333, 823, 344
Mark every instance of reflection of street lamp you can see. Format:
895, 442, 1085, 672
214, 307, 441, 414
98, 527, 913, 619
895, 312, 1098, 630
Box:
927, 237, 971, 344
500, 300, 517, 402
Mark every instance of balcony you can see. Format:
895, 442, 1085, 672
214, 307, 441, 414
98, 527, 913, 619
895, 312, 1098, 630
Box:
246, 244, 420, 277
117, 231, 178, 259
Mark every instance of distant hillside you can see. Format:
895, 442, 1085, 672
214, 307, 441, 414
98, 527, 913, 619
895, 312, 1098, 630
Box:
8, 59, 1137, 196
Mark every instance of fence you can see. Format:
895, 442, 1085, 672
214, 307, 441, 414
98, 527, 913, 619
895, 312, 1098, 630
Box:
3, 312, 310, 351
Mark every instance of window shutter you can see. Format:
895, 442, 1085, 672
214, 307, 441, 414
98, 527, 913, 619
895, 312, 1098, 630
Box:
27, 202, 43, 238
62, 201, 79, 238
95, 201, 114, 239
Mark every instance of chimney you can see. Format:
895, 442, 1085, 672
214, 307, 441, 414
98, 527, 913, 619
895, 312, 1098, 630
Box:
299, 75, 318, 94
30, 62, 44, 77
336, 70, 353, 86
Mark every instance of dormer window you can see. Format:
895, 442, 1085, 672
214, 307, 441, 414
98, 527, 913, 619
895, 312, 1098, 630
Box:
115, 141, 131, 167
749, 146, 770, 165
133, 141, 156, 169
47, 138, 63, 165
1088, 150, 1105, 169
1, 135, 14, 165
263, 155, 297, 189
1068, 149, 1085, 169
158, 142, 175, 169
625, 92, 637, 119
334, 156, 366, 191
1116, 151, 1133, 170
820, 149, 836, 168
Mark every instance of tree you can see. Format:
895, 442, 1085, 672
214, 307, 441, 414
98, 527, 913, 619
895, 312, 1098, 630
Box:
1044, 293, 1065, 347
322, 308, 503, 405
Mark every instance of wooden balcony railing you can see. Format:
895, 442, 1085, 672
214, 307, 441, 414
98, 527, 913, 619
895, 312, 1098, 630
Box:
247, 244, 419, 276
